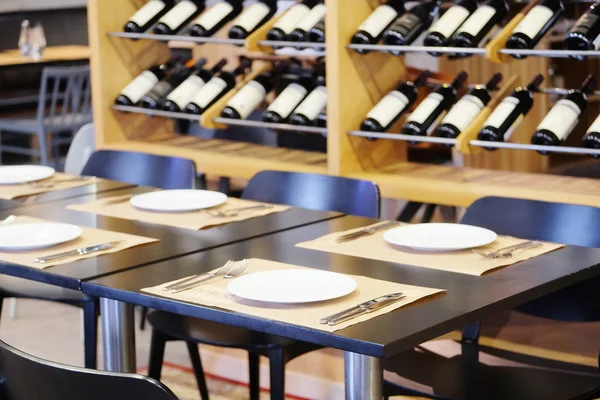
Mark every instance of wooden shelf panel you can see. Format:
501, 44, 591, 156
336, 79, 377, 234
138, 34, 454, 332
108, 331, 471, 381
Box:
351, 162, 600, 207
100, 137, 328, 178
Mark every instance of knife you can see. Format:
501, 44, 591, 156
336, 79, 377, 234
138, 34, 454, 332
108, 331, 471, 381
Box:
33, 241, 123, 264
319, 293, 406, 326
335, 221, 399, 243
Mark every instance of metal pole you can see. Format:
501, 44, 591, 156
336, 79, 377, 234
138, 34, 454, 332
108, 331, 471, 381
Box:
100, 298, 136, 372
344, 352, 383, 400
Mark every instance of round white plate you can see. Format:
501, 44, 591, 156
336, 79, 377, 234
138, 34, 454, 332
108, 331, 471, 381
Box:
383, 223, 497, 252
0, 223, 82, 251
130, 190, 228, 212
0, 165, 55, 185
228, 269, 358, 304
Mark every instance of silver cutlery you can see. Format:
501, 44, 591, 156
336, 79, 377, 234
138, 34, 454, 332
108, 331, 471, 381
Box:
320, 293, 406, 326
163, 260, 234, 291
29, 176, 92, 188
208, 204, 273, 218
170, 259, 250, 293
102, 194, 135, 205
473, 241, 542, 259
335, 221, 399, 243
33, 240, 124, 264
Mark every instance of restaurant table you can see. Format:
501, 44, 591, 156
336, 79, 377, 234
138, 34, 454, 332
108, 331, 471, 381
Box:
82, 215, 600, 399
0, 45, 90, 67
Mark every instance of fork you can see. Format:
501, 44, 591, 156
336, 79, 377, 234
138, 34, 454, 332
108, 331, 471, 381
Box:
473, 241, 542, 259
171, 259, 250, 293
163, 260, 233, 291
208, 205, 272, 218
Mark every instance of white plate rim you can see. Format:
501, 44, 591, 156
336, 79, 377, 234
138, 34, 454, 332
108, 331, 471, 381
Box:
129, 189, 228, 212
382, 223, 497, 251
0, 222, 83, 250
0, 165, 56, 185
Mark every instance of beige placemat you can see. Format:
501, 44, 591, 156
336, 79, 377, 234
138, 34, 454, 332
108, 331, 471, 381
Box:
296, 224, 565, 276
67, 196, 290, 230
142, 258, 443, 333
0, 216, 159, 269
0, 173, 98, 200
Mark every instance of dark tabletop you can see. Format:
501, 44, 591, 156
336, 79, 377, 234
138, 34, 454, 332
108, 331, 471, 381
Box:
0, 179, 133, 211
0, 186, 342, 290
82, 215, 600, 359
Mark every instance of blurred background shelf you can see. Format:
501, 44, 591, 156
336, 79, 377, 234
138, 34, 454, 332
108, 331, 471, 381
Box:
214, 117, 326, 135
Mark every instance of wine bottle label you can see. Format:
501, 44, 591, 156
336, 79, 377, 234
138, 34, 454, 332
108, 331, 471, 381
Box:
428, 5, 470, 38
536, 99, 581, 141
273, 4, 311, 34
440, 94, 484, 132
586, 113, 600, 134
512, 5, 554, 39
293, 86, 327, 120
226, 80, 267, 119
483, 96, 519, 129
407, 93, 444, 124
159, 0, 198, 29
129, 0, 166, 26
366, 90, 410, 128
295, 4, 327, 32
358, 5, 399, 37
193, 2, 234, 30
390, 13, 421, 36
233, 2, 271, 32
570, 13, 598, 35
166, 75, 207, 110
456, 5, 495, 36
148, 81, 173, 98
266, 83, 308, 118
120, 71, 159, 103
191, 77, 228, 109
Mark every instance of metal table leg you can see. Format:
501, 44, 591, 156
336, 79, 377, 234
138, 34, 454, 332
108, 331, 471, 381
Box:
345, 352, 383, 400
100, 298, 136, 372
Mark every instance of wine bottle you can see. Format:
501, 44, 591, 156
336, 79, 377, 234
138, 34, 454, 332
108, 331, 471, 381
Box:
163, 58, 227, 112
189, 0, 243, 37
423, 0, 477, 53
450, 0, 509, 58
351, 0, 405, 54
505, 0, 564, 59
263, 75, 313, 123
477, 74, 544, 147
124, 0, 175, 33
531, 75, 596, 154
435, 73, 503, 139
315, 107, 327, 128
267, 0, 318, 41
289, 2, 326, 42
154, 0, 205, 34
360, 70, 431, 132
115, 57, 180, 106
290, 70, 327, 126
185, 59, 253, 115
228, 0, 277, 40
402, 71, 468, 136
382, 0, 441, 56
140, 58, 198, 110
582, 115, 600, 158
308, 17, 326, 46
221, 71, 275, 119
564, 2, 600, 61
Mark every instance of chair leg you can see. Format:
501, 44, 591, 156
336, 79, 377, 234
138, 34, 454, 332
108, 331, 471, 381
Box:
37, 129, 49, 166
148, 329, 168, 380
82, 300, 98, 369
396, 201, 423, 222
139, 306, 148, 330
186, 342, 210, 400
218, 177, 231, 195
248, 352, 260, 400
268, 348, 286, 400
8, 298, 17, 319
421, 204, 436, 223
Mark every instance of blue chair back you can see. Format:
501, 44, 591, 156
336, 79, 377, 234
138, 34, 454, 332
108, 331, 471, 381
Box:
242, 171, 380, 218
82, 150, 196, 190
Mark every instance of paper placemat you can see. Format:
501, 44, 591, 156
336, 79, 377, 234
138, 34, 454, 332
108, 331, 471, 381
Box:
0, 216, 159, 269
0, 173, 98, 200
67, 196, 290, 230
296, 224, 565, 276
142, 258, 443, 333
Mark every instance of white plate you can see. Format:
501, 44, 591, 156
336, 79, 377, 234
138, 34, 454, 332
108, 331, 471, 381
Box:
0, 222, 82, 251
228, 269, 357, 304
130, 190, 228, 212
0, 165, 55, 185
383, 223, 497, 252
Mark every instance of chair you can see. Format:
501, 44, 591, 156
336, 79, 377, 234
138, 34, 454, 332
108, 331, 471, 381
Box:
146, 171, 381, 400
0, 65, 92, 166
64, 123, 95, 175
0, 338, 179, 400
384, 196, 600, 400
0, 151, 197, 369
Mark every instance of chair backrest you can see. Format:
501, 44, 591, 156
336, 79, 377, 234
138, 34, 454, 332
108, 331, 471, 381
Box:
242, 171, 380, 218
37, 65, 92, 126
0, 339, 179, 400
64, 123, 95, 175
81, 150, 196, 189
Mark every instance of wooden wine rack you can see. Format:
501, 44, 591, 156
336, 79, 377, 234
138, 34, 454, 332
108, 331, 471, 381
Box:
88, 0, 600, 207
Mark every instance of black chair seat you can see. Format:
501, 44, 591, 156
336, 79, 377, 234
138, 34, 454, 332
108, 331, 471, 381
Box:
0, 275, 90, 302
147, 310, 296, 349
